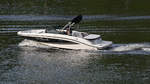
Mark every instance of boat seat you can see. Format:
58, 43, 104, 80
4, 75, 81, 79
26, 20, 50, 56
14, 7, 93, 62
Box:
72, 31, 88, 38
84, 34, 100, 40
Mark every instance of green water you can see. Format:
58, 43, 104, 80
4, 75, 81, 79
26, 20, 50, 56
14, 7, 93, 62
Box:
0, 0, 150, 15
0, 0, 150, 84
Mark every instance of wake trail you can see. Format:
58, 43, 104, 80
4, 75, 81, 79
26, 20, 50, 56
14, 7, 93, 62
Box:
18, 39, 150, 54
110, 43, 150, 52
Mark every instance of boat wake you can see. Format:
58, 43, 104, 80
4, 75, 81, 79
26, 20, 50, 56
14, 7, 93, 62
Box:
110, 43, 150, 52
18, 39, 150, 55
101, 43, 150, 55
18, 39, 54, 49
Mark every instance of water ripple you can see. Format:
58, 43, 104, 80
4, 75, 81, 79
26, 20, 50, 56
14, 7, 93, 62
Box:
1, 15, 150, 21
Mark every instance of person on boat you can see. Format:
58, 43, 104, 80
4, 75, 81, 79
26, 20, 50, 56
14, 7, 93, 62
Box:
66, 26, 72, 35
62, 15, 82, 35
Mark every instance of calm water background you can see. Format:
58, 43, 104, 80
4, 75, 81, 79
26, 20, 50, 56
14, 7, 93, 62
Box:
0, 0, 150, 84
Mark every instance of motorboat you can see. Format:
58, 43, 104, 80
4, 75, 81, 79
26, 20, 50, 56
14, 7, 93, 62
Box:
17, 15, 112, 50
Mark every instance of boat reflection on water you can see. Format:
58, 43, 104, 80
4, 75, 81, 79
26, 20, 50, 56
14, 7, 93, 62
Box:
17, 46, 99, 84
13, 44, 150, 84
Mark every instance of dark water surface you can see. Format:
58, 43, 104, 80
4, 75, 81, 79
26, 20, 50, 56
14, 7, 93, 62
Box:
0, 15, 150, 84
1, 0, 150, 84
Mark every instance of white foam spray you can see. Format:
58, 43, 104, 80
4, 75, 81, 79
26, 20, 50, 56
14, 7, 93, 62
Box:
18, 39, 52, 49
111, 43, 150, 52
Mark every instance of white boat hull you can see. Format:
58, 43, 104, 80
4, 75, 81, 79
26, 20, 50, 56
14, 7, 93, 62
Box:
18, 29, 112, 50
